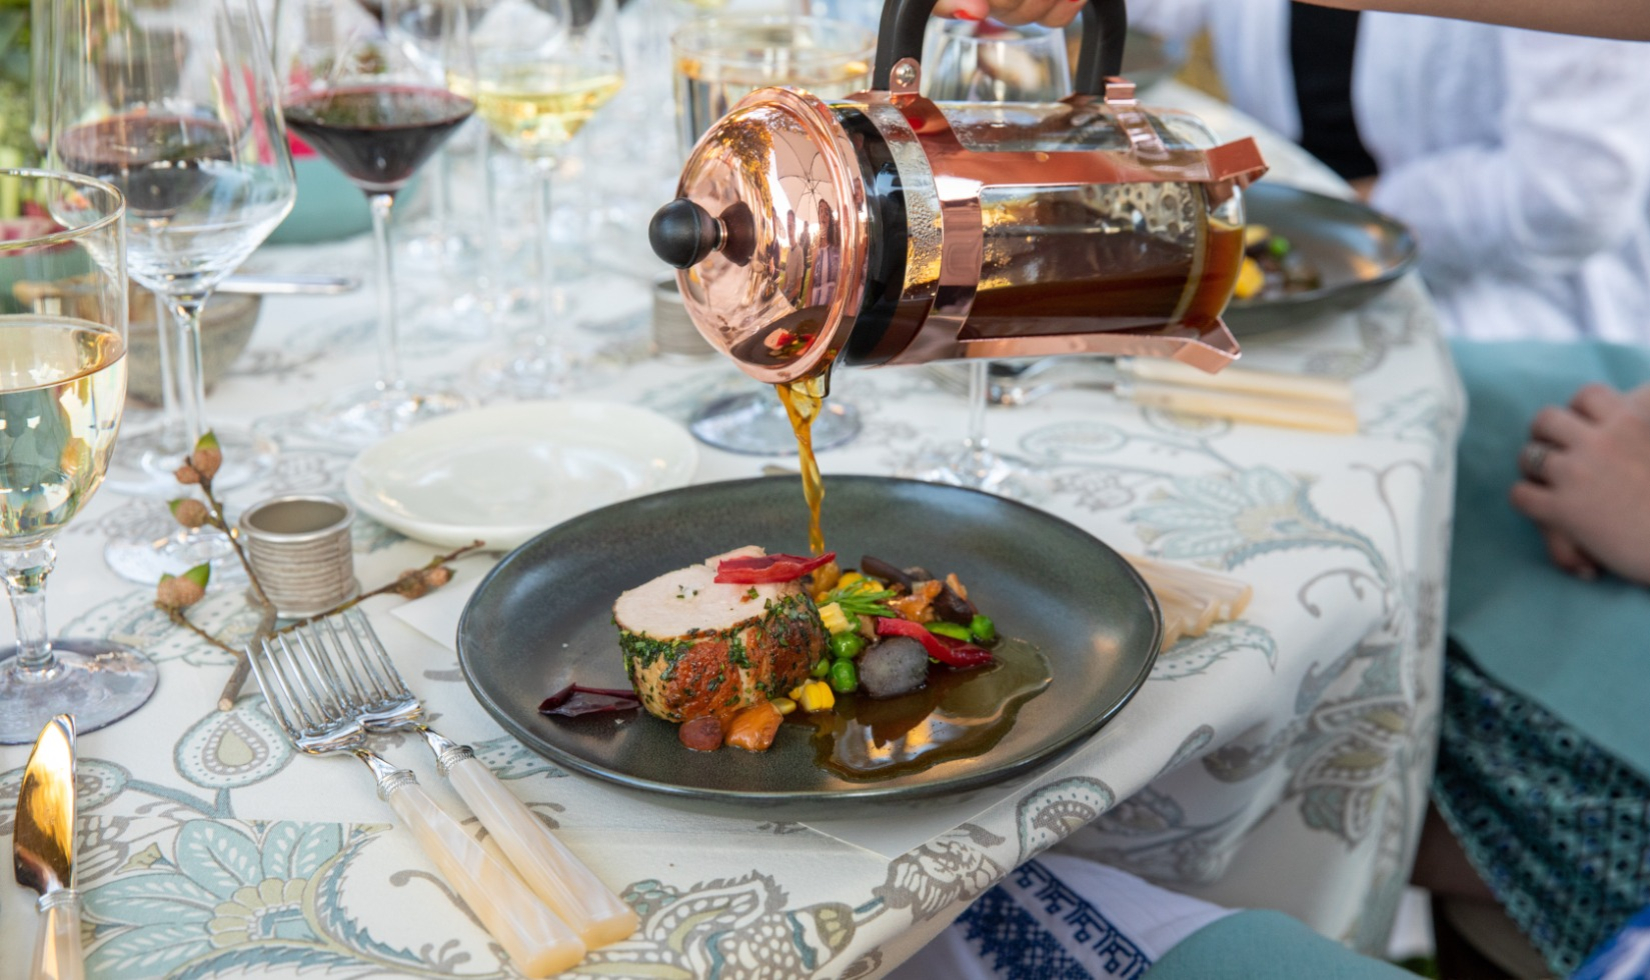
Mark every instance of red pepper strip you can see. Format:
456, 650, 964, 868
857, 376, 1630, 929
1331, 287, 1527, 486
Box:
875, 617, 994, 667
714, 551, 837, 584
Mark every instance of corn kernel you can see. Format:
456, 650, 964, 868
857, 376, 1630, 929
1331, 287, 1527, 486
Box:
818, 602, 850, 635
788, 685, 806, 701
837, 571, 865, 589
771, 697, 797, 716
1233, 257, 1265, 300
798, 680, 836, 713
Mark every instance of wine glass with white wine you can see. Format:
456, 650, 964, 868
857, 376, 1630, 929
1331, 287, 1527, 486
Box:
0, 169, 156, 743
446, 0, 626, 399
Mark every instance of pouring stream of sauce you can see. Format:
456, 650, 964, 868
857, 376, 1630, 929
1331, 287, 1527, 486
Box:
776, 375, 827, 556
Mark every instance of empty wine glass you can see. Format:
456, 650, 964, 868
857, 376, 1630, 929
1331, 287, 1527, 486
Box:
903, 18, 1071, 497
51, 0, 298, 580
446, 0, 626, 399
669, 13, 870, 455
0, 169, 156, 743
271, 0, 477, 447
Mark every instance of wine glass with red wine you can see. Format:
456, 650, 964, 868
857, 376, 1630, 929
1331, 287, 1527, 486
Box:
445, 0, 626, 400
271, 0, 477, 448
50, 0, 298, 582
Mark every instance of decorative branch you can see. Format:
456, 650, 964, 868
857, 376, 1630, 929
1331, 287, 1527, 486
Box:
159, 604, 239, 654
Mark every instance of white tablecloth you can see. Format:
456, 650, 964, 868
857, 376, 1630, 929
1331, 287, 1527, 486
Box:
0, 83, 1464, 977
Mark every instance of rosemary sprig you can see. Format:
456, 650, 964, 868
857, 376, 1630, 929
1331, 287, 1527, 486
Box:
822, 585, 898, 619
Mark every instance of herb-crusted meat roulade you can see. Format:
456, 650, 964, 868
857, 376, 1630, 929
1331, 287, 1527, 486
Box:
614, 547, 828, 723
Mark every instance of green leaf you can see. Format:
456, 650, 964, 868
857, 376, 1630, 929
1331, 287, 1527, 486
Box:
195, 430, 220, 452
158, 573, 175, 584
182, 564, 211, 589
167, 498, 192, 516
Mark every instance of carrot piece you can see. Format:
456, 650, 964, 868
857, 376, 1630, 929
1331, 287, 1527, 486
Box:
724, 701, 784, 752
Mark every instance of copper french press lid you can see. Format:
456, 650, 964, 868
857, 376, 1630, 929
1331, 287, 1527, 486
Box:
650, 88, 868, 386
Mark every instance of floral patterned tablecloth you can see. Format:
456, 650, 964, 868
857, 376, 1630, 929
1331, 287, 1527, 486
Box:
0, 84, 1463, 978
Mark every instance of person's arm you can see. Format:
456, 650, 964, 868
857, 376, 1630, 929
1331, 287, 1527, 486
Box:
1304, 0, 1650, 42
1367, 30, 1650, 282
938, 0, 1650, 41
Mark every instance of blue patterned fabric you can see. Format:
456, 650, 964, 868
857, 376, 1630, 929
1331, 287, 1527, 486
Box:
953, 860, 1153, 979
1434, 649, 1650, 976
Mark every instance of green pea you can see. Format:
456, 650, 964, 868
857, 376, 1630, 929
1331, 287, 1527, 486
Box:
926, 621, 973, 642
829, 631, 866, 660
829, 658, 858, 693
969, 614, 997, 644
811, 656, 832, 678
1267, 235, 1291, 259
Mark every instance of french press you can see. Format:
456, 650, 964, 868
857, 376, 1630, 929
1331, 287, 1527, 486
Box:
648, 0, 1268, 389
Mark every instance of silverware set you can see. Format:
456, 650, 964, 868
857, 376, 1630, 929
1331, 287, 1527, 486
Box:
928, 356, 1359, 433
245, 610, 637, 977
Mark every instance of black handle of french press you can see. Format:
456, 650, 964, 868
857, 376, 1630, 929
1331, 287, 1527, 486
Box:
872, 0, 1126, 97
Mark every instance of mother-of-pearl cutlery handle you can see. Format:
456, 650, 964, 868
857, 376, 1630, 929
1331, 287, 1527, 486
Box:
444, 754, 639, 948
32, 891, 85, 980
381, 773, 586, 977
1122, 357, 1355, 404
1126, 381, 1360, 433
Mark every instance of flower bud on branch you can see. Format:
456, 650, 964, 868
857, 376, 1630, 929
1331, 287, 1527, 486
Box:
157, 564, 211, 610
169, 498, 210, 529
393, 565, 454, 599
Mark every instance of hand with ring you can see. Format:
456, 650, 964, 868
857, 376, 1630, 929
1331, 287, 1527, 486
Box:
1509, 382, 1650, 586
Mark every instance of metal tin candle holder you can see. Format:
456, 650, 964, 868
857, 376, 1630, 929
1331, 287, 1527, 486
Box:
238, 495, 359, 618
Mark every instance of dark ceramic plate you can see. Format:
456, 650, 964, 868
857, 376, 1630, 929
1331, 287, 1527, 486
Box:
1225, 182, 1418, 335
456, 476, 1161, 818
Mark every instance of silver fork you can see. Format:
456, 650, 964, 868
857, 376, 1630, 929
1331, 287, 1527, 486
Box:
247, 632, 586, 977
299, 611, 638, 948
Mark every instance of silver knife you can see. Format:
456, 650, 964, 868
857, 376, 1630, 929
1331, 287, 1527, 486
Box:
13, 715, 84, 980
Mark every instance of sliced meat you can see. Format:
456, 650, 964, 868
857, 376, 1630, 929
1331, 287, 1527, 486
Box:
614, 547, 828, 723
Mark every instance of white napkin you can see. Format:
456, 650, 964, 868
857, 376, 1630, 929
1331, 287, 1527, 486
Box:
391, 566, 483, 650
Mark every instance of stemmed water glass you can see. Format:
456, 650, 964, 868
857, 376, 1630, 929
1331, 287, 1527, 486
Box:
445, 0, 626, 399
0, 169, 155, 743
904, 18, 1071, 496
51, 0, 298, 581
271, 0, 477, 447
381, 0, 492, 346
669, 13, 870, 455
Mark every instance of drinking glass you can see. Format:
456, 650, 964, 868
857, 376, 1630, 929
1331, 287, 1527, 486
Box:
670, 13, 870, 455
903, 18, 1070, 496
0, 169, 156, 744
446, 0, 626, 399
51, 0, 298, 581
383, 0, 492, 346
271, 0, 477, 447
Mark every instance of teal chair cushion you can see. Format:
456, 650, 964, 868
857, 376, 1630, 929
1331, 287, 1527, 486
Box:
1145, 910, 1413, 979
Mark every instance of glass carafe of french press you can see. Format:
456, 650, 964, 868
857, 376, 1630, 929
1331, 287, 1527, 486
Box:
649, 0, 1267, 389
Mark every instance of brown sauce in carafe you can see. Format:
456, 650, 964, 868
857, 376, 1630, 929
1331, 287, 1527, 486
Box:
776, 375, 827, 556
788, 637, 1052, 781
965, 207, 1245, 338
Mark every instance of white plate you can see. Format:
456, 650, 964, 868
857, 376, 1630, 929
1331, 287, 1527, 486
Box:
344, 401, 699, 551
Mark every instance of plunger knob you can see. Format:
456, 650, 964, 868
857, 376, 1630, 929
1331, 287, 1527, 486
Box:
649, 199, 722, 269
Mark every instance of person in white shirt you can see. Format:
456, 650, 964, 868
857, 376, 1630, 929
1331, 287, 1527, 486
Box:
936, 0, 1650, 43
1115, 1, 1650, 344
